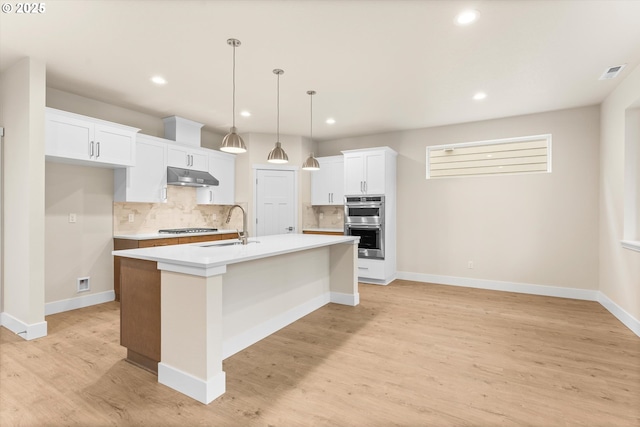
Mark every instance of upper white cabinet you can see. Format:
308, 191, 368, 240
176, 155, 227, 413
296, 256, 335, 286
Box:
196, 150, 236, 205
167, 143, 208, 171
342, 147, 397, 195
114, 134, 168, 203
45, 108, 139, 167
311, 155, 344, 205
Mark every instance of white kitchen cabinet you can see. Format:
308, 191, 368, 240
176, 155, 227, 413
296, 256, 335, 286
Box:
45, 107, 139, 167
114, 134, 168, 203
311, 155, 344, 205
343, 147, 396, 195
167, 143, 208, 171
196, 150, 236, 205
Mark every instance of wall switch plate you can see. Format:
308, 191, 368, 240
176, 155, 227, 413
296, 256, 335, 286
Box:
128, 213, 134, 223
212, 213, 217, 220
467, 261, 474, 269
69, 213, 77, 223
319, 213, 324, 219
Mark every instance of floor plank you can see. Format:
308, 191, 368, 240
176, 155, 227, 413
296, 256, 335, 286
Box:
1, 280, 638, 426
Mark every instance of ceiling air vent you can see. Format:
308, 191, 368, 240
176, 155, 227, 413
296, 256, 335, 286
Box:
599, 64, 626, 80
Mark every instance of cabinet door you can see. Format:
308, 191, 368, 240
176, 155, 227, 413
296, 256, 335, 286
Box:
364, 151, 386, 194
94, 124, 136, 166
167, 145, 190, 168
190, 148, 208, 171
197, 151, 235, 205
327, 159, 345, 204
116, 137, 167, 203
311, 161, 332, 205
344, 154, 365, 195
46, 113, 93, 161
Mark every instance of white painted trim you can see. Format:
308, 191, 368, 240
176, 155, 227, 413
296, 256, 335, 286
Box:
621, 240, 640, 252
359, 273, 397, 286
44, 290, 115, 316
330, 291, 360, 306
222, 292, 330, 359
157, 262, 226, 278
158, 363, 226, 404
397, 271, 599, 300
397, 271, 640, 338
597, 292, 640, 337
0, 312, 47, 340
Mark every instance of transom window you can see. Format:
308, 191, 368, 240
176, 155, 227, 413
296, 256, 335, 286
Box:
426, 134, 552, 179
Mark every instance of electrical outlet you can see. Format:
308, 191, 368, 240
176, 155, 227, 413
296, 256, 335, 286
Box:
128, 213, 135, 223
212, 213, 217, 221
319, 213, 324, 220
467, 261, 474, 269
69, 213, 77, 223
337, 212, 342, 219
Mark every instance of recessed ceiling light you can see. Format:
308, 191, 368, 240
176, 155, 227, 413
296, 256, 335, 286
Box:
240, 110, 251, 117
326, 118, 336, 125
473, 92, 487, 100
151, 75, 167, 85
455, 9, 480, 26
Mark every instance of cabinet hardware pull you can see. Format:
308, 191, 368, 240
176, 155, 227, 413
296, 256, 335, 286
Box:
96, 142, 100, 158
89, 141, 94, 158
209, 190, 213, 203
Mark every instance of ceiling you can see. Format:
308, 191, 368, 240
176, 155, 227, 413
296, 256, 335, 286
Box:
1, 0, 640, 142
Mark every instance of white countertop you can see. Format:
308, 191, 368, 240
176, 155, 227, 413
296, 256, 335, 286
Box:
112, 233, 359, 269
113, 230, 237, 240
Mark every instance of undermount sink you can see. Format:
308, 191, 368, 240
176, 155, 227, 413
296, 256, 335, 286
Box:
201, 240, 260, 248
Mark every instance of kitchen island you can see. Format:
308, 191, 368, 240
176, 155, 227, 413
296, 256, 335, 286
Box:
113, 233, 359, 404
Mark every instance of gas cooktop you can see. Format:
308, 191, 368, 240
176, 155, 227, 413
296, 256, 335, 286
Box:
158, 228, 218, 234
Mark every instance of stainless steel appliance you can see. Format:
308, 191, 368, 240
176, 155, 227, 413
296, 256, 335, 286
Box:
344, 195, 385, 259
158, 227, 218, 234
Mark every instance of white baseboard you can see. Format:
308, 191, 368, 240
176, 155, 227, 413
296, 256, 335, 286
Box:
597, 292, 640, 337
45, 290, 115, 316
158, 363, 225, 404
330, 291, 360, 306
222, 292, 331, 359
0, 312, 48, 340
397, 271, 640, 338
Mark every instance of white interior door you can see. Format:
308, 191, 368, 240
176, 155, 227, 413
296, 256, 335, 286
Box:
255, 169, 296, 237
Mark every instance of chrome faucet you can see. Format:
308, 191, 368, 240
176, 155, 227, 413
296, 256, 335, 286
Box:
226, 204, 248, 245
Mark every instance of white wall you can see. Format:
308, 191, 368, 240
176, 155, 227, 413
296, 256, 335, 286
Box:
45, 162, 114, 303
600, 63, 640, 322
0, 57, 47, 338
318, 106, 600, 291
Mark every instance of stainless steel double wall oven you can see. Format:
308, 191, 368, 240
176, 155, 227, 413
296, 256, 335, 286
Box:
344, 195, 385, 259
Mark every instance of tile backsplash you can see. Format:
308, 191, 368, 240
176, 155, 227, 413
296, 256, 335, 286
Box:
114, 186, 244, 234
302, 204, 345, 229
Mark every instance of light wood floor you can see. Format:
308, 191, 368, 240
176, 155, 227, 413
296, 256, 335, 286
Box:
1, 280, 639, 426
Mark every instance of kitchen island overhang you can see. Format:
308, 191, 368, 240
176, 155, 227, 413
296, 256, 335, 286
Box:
113, 233, 360, 404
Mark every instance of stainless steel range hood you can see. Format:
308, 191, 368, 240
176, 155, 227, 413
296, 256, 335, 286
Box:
167, 166, 219, 187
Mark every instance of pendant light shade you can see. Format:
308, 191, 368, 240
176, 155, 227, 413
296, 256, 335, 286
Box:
268, 69, 289, 164
221, 38, 247, 154
302, 90, 320, 171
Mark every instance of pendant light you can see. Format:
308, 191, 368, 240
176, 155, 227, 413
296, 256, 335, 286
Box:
302, 90, 320, 171
267, 69, 289, 164
220, 38, 247, 154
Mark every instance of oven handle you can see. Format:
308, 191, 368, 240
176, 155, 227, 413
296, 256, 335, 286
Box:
345, 224, 382, 229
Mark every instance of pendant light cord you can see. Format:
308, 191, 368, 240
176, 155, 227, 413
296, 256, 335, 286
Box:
276, 72, 280, 141
232, 43, 236, 129
309, 92, 313, 141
